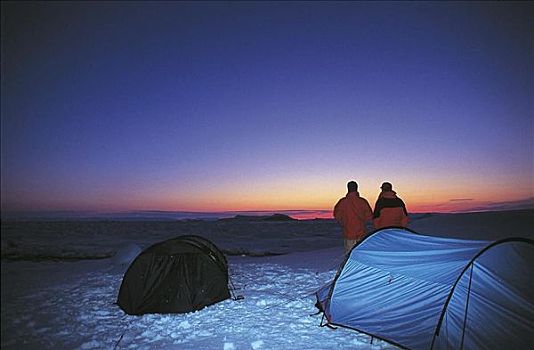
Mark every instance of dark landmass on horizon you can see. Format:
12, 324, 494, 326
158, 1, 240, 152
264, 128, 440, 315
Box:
1, 196, 533, 222
1, 209, 532, 262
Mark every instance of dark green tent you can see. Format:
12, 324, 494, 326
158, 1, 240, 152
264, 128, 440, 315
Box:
117, 235, 230, 315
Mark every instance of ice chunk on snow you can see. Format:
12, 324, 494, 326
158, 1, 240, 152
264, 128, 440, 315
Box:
178, 320, 191, 329
170, 332, 180, 339
255, 300, 267, 307
251, 340, 264, 349
111, 243, 142, 265
223, 342, 235, 350
80, 340, 101, 349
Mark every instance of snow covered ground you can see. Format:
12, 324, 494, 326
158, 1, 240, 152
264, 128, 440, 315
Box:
2, 249, 391, 350
1, 210, 532, 349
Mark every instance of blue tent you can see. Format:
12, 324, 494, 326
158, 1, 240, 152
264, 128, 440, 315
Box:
316, 227, 534, 350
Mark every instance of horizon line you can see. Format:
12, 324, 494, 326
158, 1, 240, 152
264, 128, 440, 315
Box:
2, 196, 532, 216
1, 206, 533, 221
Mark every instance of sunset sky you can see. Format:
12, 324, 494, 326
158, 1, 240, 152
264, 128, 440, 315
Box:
1, 2, 532, 215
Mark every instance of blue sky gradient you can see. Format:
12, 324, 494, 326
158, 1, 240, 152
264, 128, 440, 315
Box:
1, 2, 532, 213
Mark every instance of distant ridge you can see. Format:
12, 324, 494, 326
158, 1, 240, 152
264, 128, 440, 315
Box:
219, 214, 297, 222
4, 200, 531, 221
0, 210, 326, 221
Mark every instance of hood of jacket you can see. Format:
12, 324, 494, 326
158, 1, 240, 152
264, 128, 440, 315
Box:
378, 190, 397, 199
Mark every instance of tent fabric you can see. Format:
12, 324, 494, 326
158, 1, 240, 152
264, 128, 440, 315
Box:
117, 235, 230, 315
316, 227, 534, 350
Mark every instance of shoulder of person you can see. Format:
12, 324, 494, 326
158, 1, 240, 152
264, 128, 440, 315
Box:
335, 197, 346, 206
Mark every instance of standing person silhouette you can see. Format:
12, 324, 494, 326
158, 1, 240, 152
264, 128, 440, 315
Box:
333, 181, 373, 254
373, 182, 409, 229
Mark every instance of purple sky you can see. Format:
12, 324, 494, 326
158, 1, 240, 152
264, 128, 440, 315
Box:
1, 2, 532, 213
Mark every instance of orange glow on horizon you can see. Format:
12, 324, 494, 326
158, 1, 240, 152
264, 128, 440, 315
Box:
3, 177, 531, 215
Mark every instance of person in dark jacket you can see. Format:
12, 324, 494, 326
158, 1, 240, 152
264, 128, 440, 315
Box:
373, 182, 409, 229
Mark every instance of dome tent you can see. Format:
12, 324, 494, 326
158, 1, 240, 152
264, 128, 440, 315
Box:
117, 235, 230, 315
316, 227, 533, 350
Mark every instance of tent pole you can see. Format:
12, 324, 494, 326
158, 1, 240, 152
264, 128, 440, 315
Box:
460, 263, 474, 350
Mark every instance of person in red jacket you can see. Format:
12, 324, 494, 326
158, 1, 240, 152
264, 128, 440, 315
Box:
373, 182, 409, 229
333, 181, 373, 254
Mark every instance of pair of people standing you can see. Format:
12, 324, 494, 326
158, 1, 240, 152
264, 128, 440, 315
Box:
334, 181, 408, 254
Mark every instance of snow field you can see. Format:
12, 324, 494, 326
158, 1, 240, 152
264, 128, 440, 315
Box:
1, 258, 395, 349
